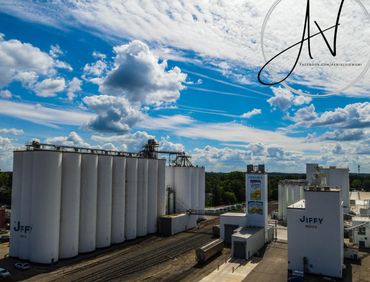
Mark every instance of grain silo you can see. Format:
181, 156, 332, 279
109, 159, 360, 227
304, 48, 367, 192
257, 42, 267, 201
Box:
137, 159, 148, 237
18, 151, 33, 260
96, 155, 113, 248
174, 167, 192, 212
79, 154, 98, 253
198, 167, 206, 211
157, 159, 166, 217
29, 151, 62, 264
191, 167, 199, 211
111, 157, 126, 244
9, 152, 23, 258
59, 153, 81, 259
125, 158, 138, 240
147, 159, 158, 234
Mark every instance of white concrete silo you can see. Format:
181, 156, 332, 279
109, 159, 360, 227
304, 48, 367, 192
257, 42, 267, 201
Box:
147, 159, 158, 234
157, 159, 166, 217
111, 157, 126, 244
137, 158, 148, 237
174, 167, 192, 212
125, 158, 138, 240
191, 167, 199, 211
96, 155, 113, 248
9, 152, 23, 258
18, 151, 34, 260
79, 154, 98, 253
59, 153, 81, 259
198, 167, 205, 211
30, 151, 62, 264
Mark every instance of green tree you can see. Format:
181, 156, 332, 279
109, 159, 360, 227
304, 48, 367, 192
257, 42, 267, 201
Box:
223, 191, 237, 204
351, 179, 362, 190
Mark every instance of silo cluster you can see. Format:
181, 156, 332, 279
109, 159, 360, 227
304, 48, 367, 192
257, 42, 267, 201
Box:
165, 166, 205, 214
9, 149, 166, 264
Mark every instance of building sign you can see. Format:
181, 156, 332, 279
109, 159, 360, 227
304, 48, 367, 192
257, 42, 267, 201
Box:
248, 201, 263, 215
250, 179, 262, 201
299, 216, 323, 229
13, 221, 32, 233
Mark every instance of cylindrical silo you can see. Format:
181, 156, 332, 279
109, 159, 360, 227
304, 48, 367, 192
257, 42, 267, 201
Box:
191, 167, 199, 211
96, 155, 113, 248
59, 153, 81, 259
9, 152, 23, 258
79, 154, 98, 253
18, 151, 33, 260
157, 160, 166, 216
147, 159, 158, 234
137, 158, 148, 237
174, 167, 192, 212
30, 151, 62, 264
125, 158, 138, 240
198, 167, 205, 212
111, 157, 126, 244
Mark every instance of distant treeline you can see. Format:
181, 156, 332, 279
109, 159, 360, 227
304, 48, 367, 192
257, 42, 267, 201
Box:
1, 171, 370, 208
206, 171, 370, 207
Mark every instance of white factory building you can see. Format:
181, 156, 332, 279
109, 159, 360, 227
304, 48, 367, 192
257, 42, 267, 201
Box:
278, 164, 350, 224
352, 217, 370, 248
10, 141, 205, 264
287, 187, 344, 278
220, 165, 273, 260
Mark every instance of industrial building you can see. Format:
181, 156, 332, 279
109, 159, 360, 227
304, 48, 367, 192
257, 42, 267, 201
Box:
306, 163, 350, 211
10, 140, 205, 264
277, 179, 306, 223
287, 187, 344, 278
220, 164, 273, 260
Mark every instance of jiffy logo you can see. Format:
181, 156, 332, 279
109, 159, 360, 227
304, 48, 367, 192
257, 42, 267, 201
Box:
13, 221, 32, 233
299, 216, 323, 224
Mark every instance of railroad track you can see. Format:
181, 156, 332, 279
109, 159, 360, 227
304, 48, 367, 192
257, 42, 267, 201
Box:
58, 223, 215, 281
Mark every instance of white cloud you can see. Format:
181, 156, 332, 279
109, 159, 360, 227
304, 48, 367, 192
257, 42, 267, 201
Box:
83, 95, 144, 134
241, 108, 262, 119
268, 87, 312, 111
159, 136, 185, 152
35, 77, 66, 97
67, 77, 82, 101
83, 59, 107, 78
49, 44, 63, 58
0, 100, 93, 128
0, 128, 24, 136
102, 40, 187, 106
45, 131, 90, 147
0, 90, 12, 99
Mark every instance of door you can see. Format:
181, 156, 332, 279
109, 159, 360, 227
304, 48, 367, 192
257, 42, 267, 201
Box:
233, 241, 246, 259
224, 224, 238, 246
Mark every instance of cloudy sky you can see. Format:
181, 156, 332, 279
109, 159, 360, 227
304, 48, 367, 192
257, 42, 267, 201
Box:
0, 0, 369, 172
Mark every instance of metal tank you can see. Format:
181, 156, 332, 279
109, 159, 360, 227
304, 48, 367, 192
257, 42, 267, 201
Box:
174, 167, 192, 212
9, 152, 23, 258
147, 159, 158, 234
59, 153, 81, 259
96, 155, 113, 248
30, 151, 62, 264
111, 157, 126, 244
18, 151, 34, 260
157, 159, 166, 217
125, 158, 138, 240
137, 158, 148, 237
79, 154, 98, 253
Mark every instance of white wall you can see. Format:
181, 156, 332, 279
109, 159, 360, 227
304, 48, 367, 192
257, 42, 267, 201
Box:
287, 190, 343, 278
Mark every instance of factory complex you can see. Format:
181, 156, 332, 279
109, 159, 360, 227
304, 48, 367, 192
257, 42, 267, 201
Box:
1, 139, 369, 281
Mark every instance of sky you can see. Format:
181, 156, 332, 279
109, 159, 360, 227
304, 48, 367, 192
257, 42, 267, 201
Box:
0, 0, 369, 173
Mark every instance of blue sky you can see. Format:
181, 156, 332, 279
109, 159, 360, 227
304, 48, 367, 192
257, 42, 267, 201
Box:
0, 1, 369, 173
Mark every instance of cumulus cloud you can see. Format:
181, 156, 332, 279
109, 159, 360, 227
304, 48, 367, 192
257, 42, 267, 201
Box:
45, 131, 90, 147
268, 88, 312, 111
0, 90, 12, 99
0, 128, 24, 136
317, 129, 365, 142
292, 102, 370, 130
35, 78, 66, 97
49, 44, 63, 58
102, 40, 187, 106
332, 144, 344, 154
67, 77, 82, 101
159, 136, 185, 152
241, 108, 262, 119
0, 36, 71, 93
83, 95, 144, 134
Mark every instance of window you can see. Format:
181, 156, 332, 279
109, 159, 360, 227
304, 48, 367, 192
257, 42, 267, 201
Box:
358, 226, 366, 235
